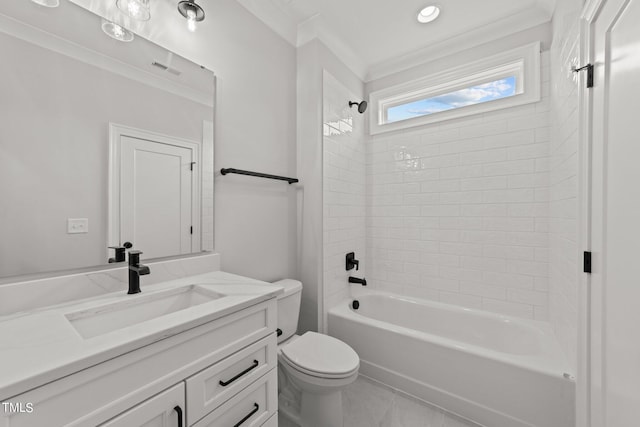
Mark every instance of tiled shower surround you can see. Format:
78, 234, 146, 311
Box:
322, 72, 366, 329
549, 12, 581, 370
365, 53, 552, 320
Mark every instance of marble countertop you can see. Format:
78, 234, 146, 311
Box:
0, 270, 283, 400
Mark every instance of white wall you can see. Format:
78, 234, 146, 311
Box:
364, 28, 554, 320
69, 0, 299, 282
203, 1, 297, 282
209, 17, 297, 281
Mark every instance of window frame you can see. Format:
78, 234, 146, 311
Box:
369, 42, 541, 135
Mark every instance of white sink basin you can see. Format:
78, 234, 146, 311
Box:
65, 285, 223, 339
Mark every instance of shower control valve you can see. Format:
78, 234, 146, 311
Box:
346, 252, 360, 271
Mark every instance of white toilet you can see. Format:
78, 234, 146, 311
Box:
273, 279, 359, 427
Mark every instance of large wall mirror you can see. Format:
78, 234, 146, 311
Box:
0, 1, 215, 279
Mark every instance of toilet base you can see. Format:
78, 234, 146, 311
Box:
300, 389, 343, 427
278, 373, 346, 427
278, 387, 301, 425
278, 409, 301, 427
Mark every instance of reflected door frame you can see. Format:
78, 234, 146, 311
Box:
108, 123, 202, 259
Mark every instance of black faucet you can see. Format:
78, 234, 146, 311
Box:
128, 250, 150, 294
108, 241, 133, 263
348, 276, 367, 286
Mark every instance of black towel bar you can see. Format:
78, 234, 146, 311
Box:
220, 168, 299, 184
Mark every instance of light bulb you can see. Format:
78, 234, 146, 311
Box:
101, 19, 135, 42
116, 0, 150, 21
128, 2, 140, 17
187, 9, 197, 32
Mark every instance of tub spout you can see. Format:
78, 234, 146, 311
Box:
348, 276, 367, 286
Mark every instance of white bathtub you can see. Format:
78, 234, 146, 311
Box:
328, 292, 575, 427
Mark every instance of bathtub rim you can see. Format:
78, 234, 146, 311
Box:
328, 290, 573, 379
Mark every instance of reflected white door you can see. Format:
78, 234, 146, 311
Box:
590, 0, 640, 425
121, 136, 194, 259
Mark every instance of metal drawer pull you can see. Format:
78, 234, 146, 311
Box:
233, 403, 259, 427
174, 405, 183, 427
219, 360, 259, 386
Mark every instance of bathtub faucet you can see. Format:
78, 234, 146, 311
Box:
348, 276, 367, 286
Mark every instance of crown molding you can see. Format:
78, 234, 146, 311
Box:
234, 0, 555, 85
365, 8, 552, 82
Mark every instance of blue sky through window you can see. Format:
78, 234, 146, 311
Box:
387, 76, 517, 123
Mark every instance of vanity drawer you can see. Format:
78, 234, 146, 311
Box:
192, 369, 277, 427
186, 334, 277, 425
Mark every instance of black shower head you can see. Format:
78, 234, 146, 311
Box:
349, 100, 368, 114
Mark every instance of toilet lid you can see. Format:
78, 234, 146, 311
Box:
281, 332, 359, 377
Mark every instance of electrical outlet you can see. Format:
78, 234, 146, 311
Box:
67, 218, 88, 234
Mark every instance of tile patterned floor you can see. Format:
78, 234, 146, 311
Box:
279, 375, 481, 427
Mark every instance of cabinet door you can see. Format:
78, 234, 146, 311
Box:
100, 383, 185, 427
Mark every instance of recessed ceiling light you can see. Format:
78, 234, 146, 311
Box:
417, 5, 440, 23
101, 19, 135, 42
30, 0, 60, 7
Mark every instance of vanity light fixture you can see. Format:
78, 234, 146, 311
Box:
101, 19, 135, 42
30, 0, 60, 7
417, 5, 440, 23
116, 0, 151, 21
178, 0, 205, 33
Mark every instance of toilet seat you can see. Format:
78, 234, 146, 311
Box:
280, 332, 359, 379
281, 356, 359, 379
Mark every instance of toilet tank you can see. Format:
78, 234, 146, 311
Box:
271, 279, 302, 343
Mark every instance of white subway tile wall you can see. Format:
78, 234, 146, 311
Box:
365, 53, 551, 320
322, 72, 366, 330
549, 16, 580, 370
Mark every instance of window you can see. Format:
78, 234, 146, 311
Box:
369, 42, 541, 134
387, 76, 517, 123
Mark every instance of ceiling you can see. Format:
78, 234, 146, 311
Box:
235, 0, 557, 80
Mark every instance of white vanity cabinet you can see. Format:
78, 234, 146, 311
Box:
99, 383, 185, 427
2, 299, 278, 427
